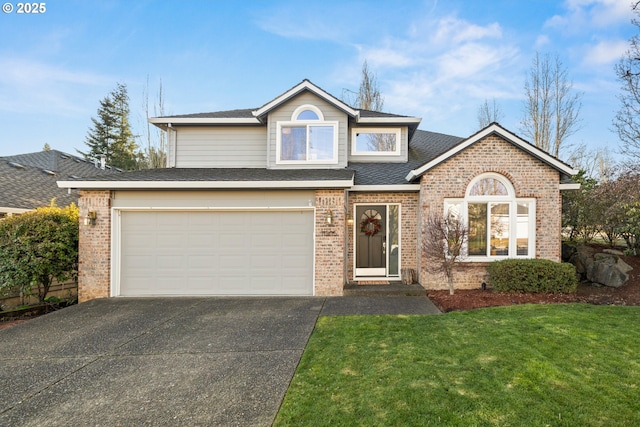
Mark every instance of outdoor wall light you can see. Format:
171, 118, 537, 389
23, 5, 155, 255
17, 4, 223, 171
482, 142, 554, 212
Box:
326, 210, 334, 225
84, 211, 97, 226
346, 212, 354, 226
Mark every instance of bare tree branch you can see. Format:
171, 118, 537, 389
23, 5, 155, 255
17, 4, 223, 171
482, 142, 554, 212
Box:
521, 52, 583, 159
423, 209, 468, 295
477, 98, 504, 128
614, 3, 640, 165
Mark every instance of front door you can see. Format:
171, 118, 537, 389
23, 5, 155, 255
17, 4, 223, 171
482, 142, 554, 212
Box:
355, 205, 387, 276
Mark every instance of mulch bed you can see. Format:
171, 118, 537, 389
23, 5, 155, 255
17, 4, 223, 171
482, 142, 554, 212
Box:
429, 252, 640, 312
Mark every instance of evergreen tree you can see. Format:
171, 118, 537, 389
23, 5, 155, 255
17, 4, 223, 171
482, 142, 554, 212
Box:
79, 83, 140, 170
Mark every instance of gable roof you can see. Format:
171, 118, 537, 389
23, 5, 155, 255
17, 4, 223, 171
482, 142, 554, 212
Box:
149, 79, 422, 132
0, 150, 121, 213
405, 123, 579, 182
253, 79, 358, 119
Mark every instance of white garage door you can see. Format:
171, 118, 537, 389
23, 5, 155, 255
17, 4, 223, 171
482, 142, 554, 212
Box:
118, 210, 314, 296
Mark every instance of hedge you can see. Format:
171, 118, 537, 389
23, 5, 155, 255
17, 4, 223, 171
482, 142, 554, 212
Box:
487, 259, 578, 293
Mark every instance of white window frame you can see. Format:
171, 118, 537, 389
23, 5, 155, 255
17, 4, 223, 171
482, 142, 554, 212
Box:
276, 104, 339, 164
351, 127, 402, 156
444, 173, 536, 262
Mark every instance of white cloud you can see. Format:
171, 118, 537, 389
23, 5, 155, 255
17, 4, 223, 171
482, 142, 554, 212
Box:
339, 11, 523, 132
0, 57, 111, 115
546, 0, 633, 33
432, 17, 502, 44
360, 45, 416, 69
535, 35, 551, 49
254, 2, 362, 44
583, 39, 629, 66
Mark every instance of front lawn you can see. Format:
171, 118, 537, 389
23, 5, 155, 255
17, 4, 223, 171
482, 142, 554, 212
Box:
275, 304, 640, 426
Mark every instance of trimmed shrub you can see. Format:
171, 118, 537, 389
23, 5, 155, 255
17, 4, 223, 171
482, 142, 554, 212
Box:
0, 203, 79, 304
487, 259, 578, 293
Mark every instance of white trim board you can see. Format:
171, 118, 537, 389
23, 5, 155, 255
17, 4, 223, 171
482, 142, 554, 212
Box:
58, 179, 354, 190
253, 80, 358, 118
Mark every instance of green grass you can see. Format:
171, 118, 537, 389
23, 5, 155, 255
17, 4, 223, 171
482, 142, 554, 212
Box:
274, 304, 640, 426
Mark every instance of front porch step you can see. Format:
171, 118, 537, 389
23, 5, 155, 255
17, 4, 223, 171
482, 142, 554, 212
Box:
343, 282, 426, 297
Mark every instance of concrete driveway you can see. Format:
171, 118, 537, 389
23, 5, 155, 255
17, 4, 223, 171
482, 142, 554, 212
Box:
0, 296, 439, 426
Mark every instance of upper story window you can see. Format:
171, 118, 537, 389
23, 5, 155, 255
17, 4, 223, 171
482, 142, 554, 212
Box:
445, 173, 535, 260
276, 105, 338, 164
351, 128, 401, 156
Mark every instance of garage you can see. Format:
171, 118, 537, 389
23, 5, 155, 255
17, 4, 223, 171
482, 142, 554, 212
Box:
117, 209, 314, 296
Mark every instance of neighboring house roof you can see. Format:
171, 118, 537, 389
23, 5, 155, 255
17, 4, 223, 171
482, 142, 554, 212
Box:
3, 150, 122, 178
0, 150, 121, 213
405, 123, 579, 184
57, 168, 355, 189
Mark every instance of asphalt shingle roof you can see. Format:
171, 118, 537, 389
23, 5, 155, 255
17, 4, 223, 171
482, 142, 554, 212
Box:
72, 167, 355, 182
160, 109, 258, 119
3, 150, 121, 179
59, 130, 462, 187
0, 150, 121, 210
348, 129, 465, 185
156, 108, 415, 121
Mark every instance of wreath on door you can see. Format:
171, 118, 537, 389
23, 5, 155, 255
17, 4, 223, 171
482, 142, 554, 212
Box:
360, 215, 382, 236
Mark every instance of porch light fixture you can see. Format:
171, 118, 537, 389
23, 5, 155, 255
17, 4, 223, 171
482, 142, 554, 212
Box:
346, 212, 354, 226
84, 210, 97, 226
326, 210, 334, 225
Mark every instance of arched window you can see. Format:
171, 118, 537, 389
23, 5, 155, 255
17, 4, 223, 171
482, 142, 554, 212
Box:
277, 105, 337, 163
445, 173, 535, 259
292, 104, 324, 121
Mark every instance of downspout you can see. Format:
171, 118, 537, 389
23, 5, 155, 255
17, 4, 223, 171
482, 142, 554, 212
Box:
344, 189, 350, 287
167, 123, 177, 168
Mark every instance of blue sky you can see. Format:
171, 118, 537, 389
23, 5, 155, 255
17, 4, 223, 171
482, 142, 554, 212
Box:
0, 0, 635, 161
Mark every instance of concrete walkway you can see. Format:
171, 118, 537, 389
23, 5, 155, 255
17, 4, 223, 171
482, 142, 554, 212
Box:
0, 296, 439, 426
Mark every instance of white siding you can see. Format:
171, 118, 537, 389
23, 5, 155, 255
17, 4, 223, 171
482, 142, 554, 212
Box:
174, 126, 267, 168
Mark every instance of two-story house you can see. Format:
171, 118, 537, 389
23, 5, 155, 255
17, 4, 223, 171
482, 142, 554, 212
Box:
58, 80, 578, 301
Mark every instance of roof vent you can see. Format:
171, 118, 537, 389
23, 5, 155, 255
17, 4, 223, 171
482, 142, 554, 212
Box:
8, 162, 25, 169
43, 169, 56, 176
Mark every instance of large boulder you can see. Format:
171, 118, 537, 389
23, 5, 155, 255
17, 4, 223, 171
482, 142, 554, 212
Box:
567, 245, 632, 288
568, 245, 594, 276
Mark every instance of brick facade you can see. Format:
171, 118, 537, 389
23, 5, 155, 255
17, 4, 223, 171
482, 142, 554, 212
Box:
76, 135, 564, 298
78, 190, 112, 302
314, 189, 347, 295
419, 135, 562, 290
346, 192, 419, 283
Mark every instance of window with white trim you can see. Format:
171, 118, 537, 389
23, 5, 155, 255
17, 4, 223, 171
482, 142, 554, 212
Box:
444, 173, 535, 260
276, 105, 338, 164
351, 128, 401, 155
